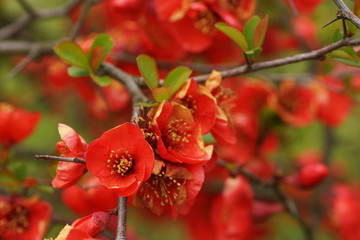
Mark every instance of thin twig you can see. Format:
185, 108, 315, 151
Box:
3, 46, 39, 85
34, 155, 86, 164
16, 0, 37, 17
0, 0, 83, 40
100, 62, 148, 104
287, 0, 298, 15
69, 0, 96, 40
116, 197, 127, 240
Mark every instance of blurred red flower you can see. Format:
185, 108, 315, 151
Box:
0, 195, 52, 240
0, 103, 41, 148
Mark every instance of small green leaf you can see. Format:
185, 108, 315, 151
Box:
342, 47, 359, 61
332, 29, 343, 43
67, 66, 90, 77
90, 72, 112, 87
203, 132, 216, 144
88, 34, 114, 70
253, 15, 268, 49
11, 163, 27, 181
136, 54, 159, 89
329, 49, 358, 61
215, 22, 248, 51
152, 86, 171, 102
243, 16, 261, 50
53, 40, 89, 69
35, 184, 54, 193
330, 58, 360, 67
244, 47, 262, 60
138, 102, 159, 108
164, 66, 192, 96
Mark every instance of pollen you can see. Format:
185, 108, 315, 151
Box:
165, 119, 192, 148
0, 202, 30, 235
138, 168, 186, 210
107, 149, 134, 176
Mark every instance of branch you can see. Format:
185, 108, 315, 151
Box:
0, 0, 83, 40
116, 197, 127, 240
193, 37, 360, 82
100, 62, 148, 104
34, 155, 86, 164
69, 0, 97, 40
333, 0, 360, 29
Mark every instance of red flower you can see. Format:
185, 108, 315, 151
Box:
133, 159, 205, 219
149, 101, 211, 165
173, 79, 217, 134
52, 124, 88, 189
332, 185, 360, 240
86, 123, 154, 196
287, 0, 324, 14
205, 71, 236, 146
268, 80, 317, 127
210, 176, 253, 240
312, 76, 353, 127
0, 195, 52, 240
0, 103, 41, 148
62, 175, 118, 216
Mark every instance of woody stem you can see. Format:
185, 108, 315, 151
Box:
116, 196, 127, 240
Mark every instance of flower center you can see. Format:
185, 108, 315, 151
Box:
139, 169, 186, 208
107, 149, 134, 176
164, 119, 192, 149
279, 93, 300, 112
181, 95, 197, 114
194, 10, 216, 34
0, 202, 30, 235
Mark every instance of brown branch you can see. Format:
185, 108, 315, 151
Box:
193, 37, 360, 82
100, 62, 148, 104
116, 197, 127, 240
69, 0, 98, 41
333, 0, 360, 29
0, 0, 83, 40
34, 155, 86, 164
16, 0, 37, 17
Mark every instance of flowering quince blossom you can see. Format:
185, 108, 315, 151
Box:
172, 78, 217, 134
0, 195, 52, 240
211, 176, 254, 240
205, 70, 237, 145
268, 80, 317, 127
147, 101, 211, 165
86, 123, 154, 196
52, 124, 88, 189
62, 175, 118, 216
133, 159, 205, 219
0, 103, 41, 148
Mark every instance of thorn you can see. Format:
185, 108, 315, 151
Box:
322, 15, 341, 29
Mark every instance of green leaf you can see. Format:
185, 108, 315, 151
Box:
330, 58, 360, 67
11, 163, 27, 181
328, 49, 358, 61
243, 16, 261, 50
203, 132, 216, 144
88, 34, 114, 70
67, 66, 90, 77
90, 72, 112, 86
163, 66, 192, 96
244, 47, 262, 60
215, 22, 248, 51
342, 47, 359, 61
253, 15, 268, 49
53, 40, 89, 69
35, 184, 54, 193
332, 29, 343, 43
138, 102, 159, 108
136, 54, 159, 89
152, 86, 171, 102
